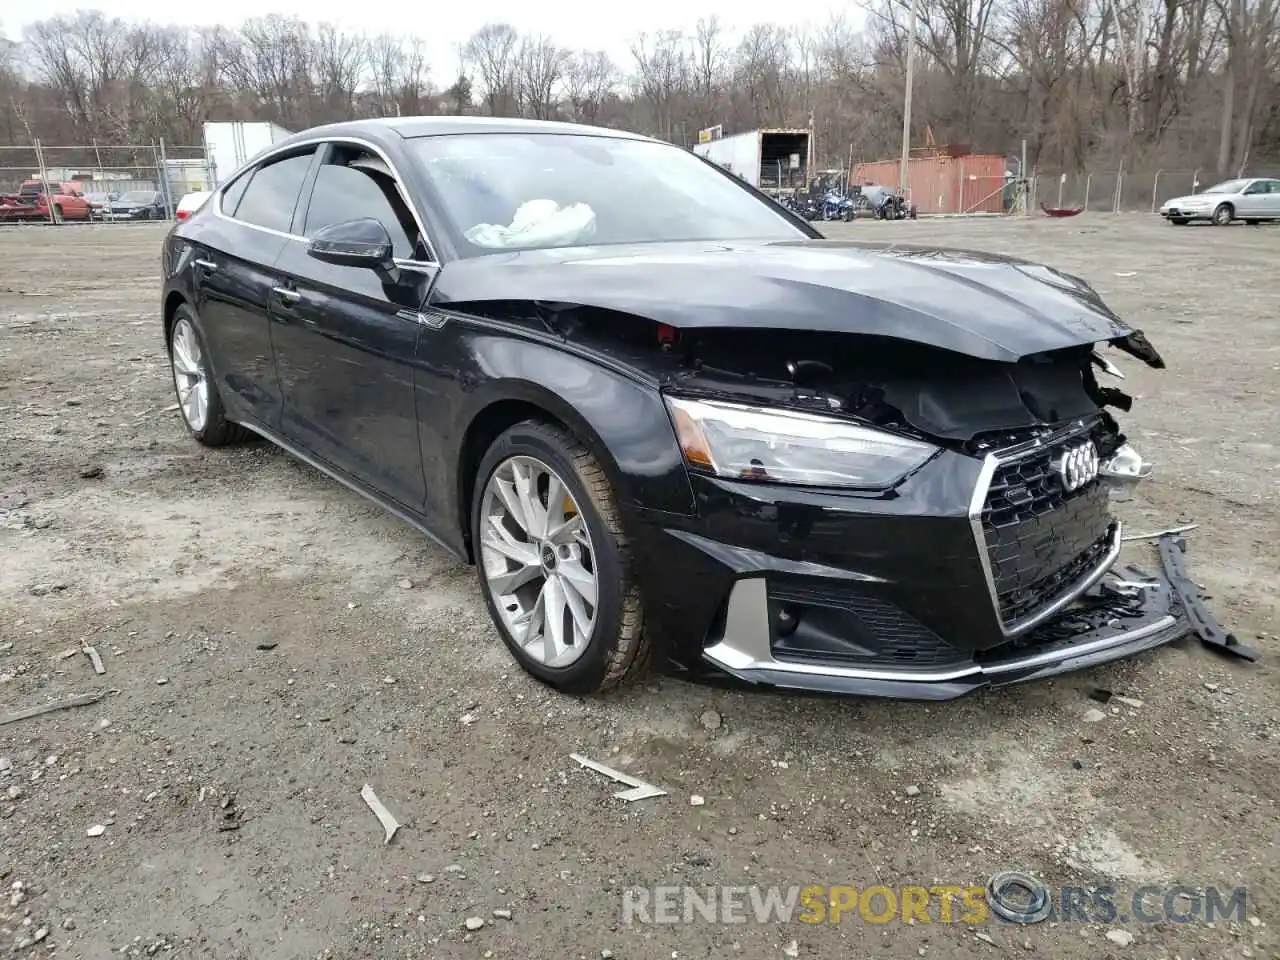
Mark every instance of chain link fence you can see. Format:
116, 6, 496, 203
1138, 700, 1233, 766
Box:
0, 139, 214, 226
1027, 168, 1247, 215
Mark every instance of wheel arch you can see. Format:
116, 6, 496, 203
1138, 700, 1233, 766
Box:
163, 290, 187, 343
452, 362, 695, 562
454, 382, 633, 563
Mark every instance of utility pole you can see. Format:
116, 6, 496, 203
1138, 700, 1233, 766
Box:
898, 0, 918, 194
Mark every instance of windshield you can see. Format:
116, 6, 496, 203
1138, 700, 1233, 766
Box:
408, 133, 807, 255
1202, 180, 1246, 194
121, 191, 156, 202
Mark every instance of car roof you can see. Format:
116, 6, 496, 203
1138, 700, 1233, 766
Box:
275, 115, 654, 148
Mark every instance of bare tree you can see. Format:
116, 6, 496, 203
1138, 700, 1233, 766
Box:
464, 23, 520, 117
735, 24, 795, 126
223, 15, 315, 126
4, 9, 1280, 184
563, 51, 617, 124
517, 35, 568, 120
312, 24, 367, 122
631, 30, 691, 140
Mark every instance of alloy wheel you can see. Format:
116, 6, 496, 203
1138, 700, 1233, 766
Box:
479, 455, 598, 668
170, 316, 210, 432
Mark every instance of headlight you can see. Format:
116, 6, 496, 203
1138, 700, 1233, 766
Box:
665, 396, 938, 488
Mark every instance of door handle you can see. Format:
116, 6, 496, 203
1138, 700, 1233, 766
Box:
271, 286, 302, 304
193, 258, 217, 271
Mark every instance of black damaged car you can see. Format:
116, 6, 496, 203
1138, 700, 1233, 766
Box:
160, 116, 1194, 700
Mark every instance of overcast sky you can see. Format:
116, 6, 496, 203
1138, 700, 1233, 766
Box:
4, 0, 863, 80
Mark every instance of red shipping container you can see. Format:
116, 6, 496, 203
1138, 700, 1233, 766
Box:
851, 154, 1010, 214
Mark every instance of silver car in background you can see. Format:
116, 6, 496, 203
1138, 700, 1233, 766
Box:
1159, 177, 1280, 226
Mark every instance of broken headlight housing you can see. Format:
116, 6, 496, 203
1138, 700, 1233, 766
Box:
665, 396, 938, 488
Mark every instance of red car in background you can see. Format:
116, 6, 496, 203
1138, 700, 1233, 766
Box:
0, 180, 94, 223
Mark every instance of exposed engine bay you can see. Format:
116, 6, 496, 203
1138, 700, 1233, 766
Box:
483, 304, 1155, 483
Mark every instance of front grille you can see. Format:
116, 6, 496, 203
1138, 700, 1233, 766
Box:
980, 430, 1114, 627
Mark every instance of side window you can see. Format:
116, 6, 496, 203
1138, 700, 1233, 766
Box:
302, 148, 418, 260
1269, 181, 1280, 194
1243, 181, 1266, 195
219, 171, 252, 216
233, 151, 314, 233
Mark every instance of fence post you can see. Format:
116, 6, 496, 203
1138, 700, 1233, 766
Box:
34, 138, 55, 225
958, 158, 966, 214
1113, 163, 1123, 213
158, 137, 174, 219
1084, 174, 1092, 211
1150, 170, 1162, 213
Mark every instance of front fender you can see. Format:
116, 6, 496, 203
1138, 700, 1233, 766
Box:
452, 334, 696, 520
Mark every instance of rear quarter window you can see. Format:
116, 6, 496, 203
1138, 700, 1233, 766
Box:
231, 152, 315, 233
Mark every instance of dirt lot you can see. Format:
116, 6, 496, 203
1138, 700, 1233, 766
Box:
1, 216, 1277, 960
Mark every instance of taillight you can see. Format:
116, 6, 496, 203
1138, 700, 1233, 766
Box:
176, 210, 190, 220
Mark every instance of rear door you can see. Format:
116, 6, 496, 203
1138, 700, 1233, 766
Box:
270, 141, 437, 510
1264, 180, 1280, 218
189, 148, 317, 429
1239, 180, 1269, 217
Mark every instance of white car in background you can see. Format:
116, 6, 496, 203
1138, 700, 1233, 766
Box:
1159, 177, 1280, 226
174, 190, 212, 221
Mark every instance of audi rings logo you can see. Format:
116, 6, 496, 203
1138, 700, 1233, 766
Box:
1054, 440, 1100, 492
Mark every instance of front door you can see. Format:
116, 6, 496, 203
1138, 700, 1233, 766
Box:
270, 142, 436, 510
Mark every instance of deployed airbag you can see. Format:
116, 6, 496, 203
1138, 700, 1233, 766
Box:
465, 199, 596, 249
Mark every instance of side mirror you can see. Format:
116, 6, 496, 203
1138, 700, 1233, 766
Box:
307, 217, 394, 269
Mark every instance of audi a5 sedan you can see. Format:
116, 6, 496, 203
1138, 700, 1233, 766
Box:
160, 116, 1192, 700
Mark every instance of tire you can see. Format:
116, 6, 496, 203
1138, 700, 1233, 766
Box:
167, 304, 252, 447
1170, 217, 1189, 225
471, 420, 649, 695
1211, 203, 1233, 226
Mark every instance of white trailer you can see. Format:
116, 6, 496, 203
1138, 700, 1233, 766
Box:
202, 121, 293, 187
692, 128, 811, 196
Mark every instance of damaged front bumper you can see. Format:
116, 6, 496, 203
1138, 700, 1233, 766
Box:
701, 559, 1190, 699
634, 423, 1233, 699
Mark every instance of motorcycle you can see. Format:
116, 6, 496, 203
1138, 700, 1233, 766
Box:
820, 191, 856, 221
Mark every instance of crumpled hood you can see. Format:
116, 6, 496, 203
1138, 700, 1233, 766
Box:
430, 239, 1160, 364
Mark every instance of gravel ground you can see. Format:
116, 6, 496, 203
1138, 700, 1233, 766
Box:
1, 216, 1277, 960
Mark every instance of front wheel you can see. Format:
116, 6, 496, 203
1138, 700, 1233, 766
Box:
1212, 203, 1233, 226
472, 421, 649, 694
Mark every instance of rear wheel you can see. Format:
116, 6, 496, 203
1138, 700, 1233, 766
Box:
1211, 203, 1233, 226
472, 420, 649, 694
168, 305, 251, 447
